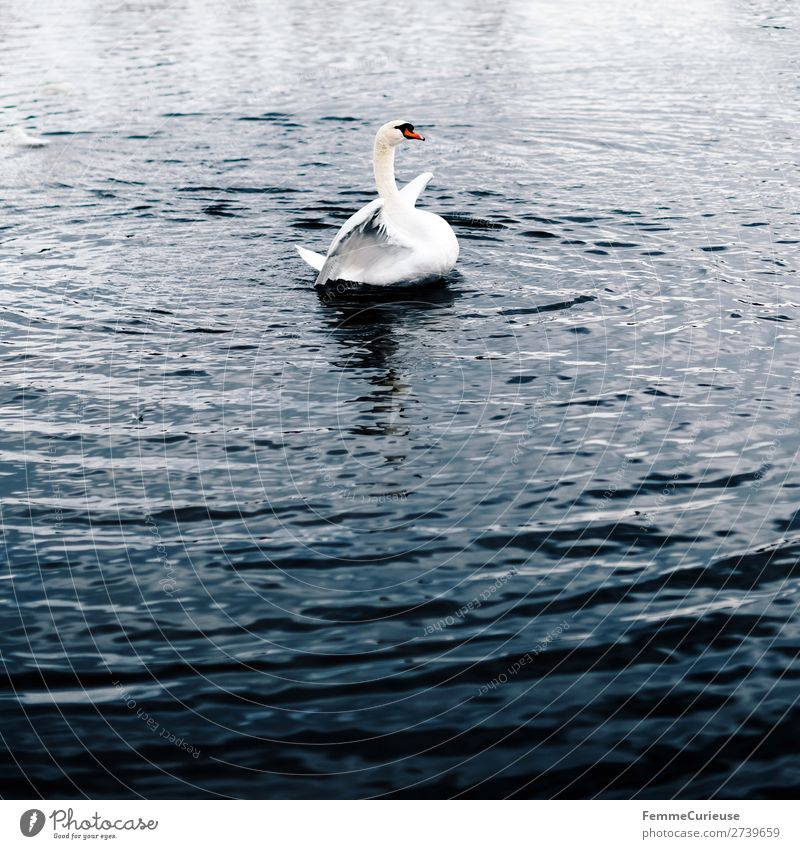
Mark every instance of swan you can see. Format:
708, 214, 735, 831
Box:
296, 120, 459, 288
4, 126, 50, 148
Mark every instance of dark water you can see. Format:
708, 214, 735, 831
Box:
2, 0, 800, 799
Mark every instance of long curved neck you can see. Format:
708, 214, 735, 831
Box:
373, 139, 400, 204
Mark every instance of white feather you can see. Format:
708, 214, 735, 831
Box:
296, 245, 326, 271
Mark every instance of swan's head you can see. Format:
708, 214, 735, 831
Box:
376, 119, 425, 147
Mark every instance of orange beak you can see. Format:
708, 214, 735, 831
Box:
402, 127, 425, 141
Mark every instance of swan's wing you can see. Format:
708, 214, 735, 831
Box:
315, 199, 413, 287
399, 171, 433, 206
325, 197, 382, 256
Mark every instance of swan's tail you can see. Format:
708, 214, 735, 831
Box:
296, 246, 326, 271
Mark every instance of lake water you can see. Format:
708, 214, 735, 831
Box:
2, 0, 800, 798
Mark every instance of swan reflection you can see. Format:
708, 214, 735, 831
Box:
320, 282, 459, 443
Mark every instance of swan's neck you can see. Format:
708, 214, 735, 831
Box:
373, 140, 400, 204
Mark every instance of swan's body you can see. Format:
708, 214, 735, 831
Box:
297, 120, 459, 288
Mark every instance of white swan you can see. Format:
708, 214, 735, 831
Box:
296, 120, 459, 288
4, 126, 50, 148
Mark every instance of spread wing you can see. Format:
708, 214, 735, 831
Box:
399, 171, 433, 206
315, 198, 413, 287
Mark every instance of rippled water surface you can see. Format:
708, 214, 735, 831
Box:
2, 0, 800, 798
